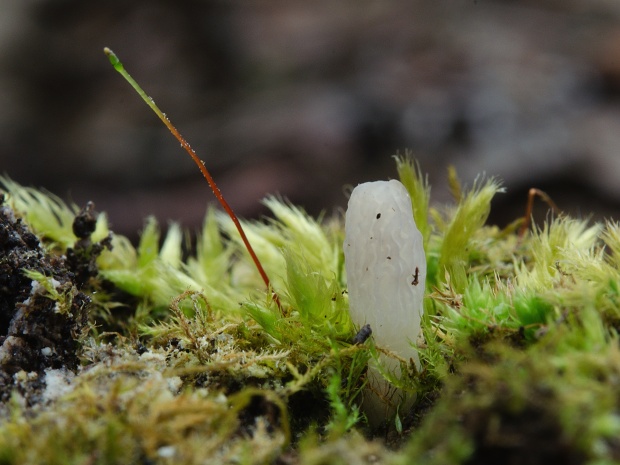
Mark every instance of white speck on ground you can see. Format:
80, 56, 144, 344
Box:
42, 368, 75, 403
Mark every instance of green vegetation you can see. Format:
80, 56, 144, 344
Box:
1, 156, 620, 464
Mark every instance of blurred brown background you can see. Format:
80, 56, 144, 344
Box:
2, 0, 620, 238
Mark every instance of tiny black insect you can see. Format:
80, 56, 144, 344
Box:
352, 324, 372, 344
376, 213, 381, 219
411, 266, 419, 286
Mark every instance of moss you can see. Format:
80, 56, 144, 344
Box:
401, 334, 620, 465
2, 157, 620, 464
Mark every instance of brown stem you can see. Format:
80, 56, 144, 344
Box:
518, 188, 562, 238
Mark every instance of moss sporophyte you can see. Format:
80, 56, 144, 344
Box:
1, 50, 620, 465
103, 47, 281, 312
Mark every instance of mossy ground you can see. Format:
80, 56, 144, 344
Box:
1, 156, 620, 464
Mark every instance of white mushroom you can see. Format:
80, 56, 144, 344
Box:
344, 179, 426, 426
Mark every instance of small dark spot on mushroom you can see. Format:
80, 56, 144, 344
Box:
411, 266, 420, 286
387, 256, 392, 260
376, 213, 381, 219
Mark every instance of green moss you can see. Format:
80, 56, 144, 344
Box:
0, 345, 288, 464
402, 329, 620, 465
3, 156, 620, 464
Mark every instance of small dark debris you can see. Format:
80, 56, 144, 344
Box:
411, 267, 419, 286
66, 201, 112, 288
237, 394, 282, 436
352, 324, 372, 344
72, 201, 98, 239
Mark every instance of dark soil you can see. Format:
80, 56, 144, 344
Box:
0, 197, 110, 405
